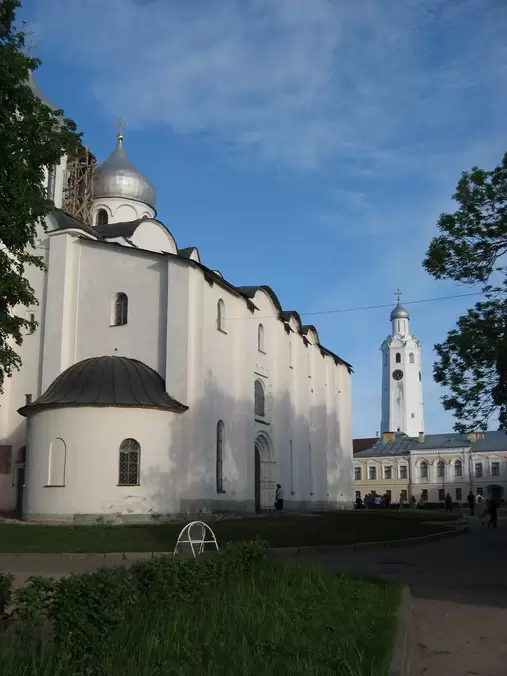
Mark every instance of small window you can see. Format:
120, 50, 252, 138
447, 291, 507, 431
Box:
421, 489, 428, 501
454, 460, 462, 477
437, 460, 445, 478
254, 379, 265, 417
438, 488, 445, 501
400, 489, 408, 502
217, 299, 225, 332
420, 461, 428, 479
491, 462, 500, 477
368, 466, 377, 480
26, 311, 36, 335
354, 466, 361, 481
96, 209, 108, 226
474, 463, 483, 478
47, 165, 56, 201
216, 421, 224, 493
409, 353, 414, 364
477, 487, 484, 496
118, 438, 140, 486
113, 293, 128, 326
384, 465, 392, 480
395, 353, 401, 364
400, 465, 407, 480
48, 438, 66, 486
383, 353, 387, 366
257, 324, 265, 352
456, 488, 462, 501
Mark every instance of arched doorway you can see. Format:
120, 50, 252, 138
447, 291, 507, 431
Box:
254, 434, 274, 513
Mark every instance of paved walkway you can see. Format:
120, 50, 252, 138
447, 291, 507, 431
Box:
289, 515, 507, 676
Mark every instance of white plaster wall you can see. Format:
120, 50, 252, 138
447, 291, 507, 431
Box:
129, 222, 177, 254
381, 328, 424, 436
92, 198, 155, 226
23, 407, 183, 520
72, 241, 168, 378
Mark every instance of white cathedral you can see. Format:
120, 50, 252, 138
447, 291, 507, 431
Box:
380, 296, 424, 437
0, 74, 354, 523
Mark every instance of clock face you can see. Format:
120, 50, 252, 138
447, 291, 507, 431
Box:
392, 369, 404, 381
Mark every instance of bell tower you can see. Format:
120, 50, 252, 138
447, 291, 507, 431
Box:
380, 290, 424, 437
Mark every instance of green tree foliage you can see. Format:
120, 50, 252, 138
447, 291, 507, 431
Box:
423, 153, 507, 431
0, 0, 80, 391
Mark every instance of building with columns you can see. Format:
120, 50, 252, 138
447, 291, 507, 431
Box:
0, 74, 354, 522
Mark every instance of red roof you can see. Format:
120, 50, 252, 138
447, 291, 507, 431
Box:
353, 437, 378, 454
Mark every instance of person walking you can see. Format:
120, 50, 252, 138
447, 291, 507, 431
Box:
467, 491, 476, 516
275, 484, 284, 511
477, 495, 486, 525
488, 498, 498, 529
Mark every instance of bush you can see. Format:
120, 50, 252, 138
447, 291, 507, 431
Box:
0, 573, 14, 615
2, 540, 271, 672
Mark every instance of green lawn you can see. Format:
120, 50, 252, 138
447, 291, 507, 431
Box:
0, 563, 401, 676
0, 509, 458, 553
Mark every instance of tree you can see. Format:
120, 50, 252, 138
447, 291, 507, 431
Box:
0, 0, 81, 391
423, 152, 507, 432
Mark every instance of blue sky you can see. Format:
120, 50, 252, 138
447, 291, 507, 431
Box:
21, 0, 507, 437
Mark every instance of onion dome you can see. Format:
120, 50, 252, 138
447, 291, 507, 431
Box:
18, 356, 187, 416
390, 303, 410, 321
92, 133, 156, 209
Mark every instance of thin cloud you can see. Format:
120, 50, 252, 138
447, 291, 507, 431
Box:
30, 0, 507, 170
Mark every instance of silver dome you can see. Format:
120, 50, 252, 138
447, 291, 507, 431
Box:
92, 135, 156, 209
390, 303, 410, 321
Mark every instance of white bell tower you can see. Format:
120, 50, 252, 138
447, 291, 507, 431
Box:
380, 290, 424, 437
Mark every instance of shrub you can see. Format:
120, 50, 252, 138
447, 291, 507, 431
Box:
13, 575, 56, 622
0, 573, 14, 615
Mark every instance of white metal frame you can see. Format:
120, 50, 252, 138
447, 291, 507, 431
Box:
173, 521, 220, 558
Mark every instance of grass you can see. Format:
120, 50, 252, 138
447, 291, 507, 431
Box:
0, 563, 401, 676
0, 509, 458, 553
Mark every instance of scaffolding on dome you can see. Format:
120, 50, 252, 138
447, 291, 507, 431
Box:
63, 144, 96, 226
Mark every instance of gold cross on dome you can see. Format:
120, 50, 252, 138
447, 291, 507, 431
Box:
114, 116, 128, 139
395, 288, 402, 303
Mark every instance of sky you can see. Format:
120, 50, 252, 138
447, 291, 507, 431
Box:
20, 0, 507, 437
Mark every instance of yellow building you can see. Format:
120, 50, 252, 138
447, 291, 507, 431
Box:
354, 431, 507, 505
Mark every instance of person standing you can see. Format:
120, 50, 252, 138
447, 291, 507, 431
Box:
467, 491, 476, 516
488, 498, 498, 529
275, 483, 284, 511
445, 493, 453, 512
477, 495, 486, 525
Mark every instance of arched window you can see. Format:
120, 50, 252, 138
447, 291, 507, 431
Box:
395, 353, 401, 364
437, 460, 445, 478
254, 379, 265, 417
409, 353, 414, 364
420, 461, 428, 479
48, 438, 66, 486
118, 438, 140, 485
257, 323, 265, 352
216, 420, 224, 492
454, 460, 462, 477
217, 299, 225, 331
113, 293, 128, 326
96, 209, 108, 226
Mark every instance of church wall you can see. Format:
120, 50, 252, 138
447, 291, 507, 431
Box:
72, 241, 168, 377
91, 197, 155, 226
23, 406, 185, 522
0, 234, 50, 513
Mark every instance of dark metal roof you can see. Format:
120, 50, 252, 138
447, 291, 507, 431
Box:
354, 431, 507, 458
178, 247, 198, 259
48, 210, 99, 238
18, 356, 188, 416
